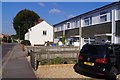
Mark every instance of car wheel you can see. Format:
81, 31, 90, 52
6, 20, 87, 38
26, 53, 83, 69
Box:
106, 67, 117, 80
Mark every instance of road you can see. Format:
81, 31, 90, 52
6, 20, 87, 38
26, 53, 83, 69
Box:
2, 43, 16, 58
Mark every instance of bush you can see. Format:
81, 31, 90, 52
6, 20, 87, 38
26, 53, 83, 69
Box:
61, 36, 65, 44
12, 40, 18, 43
51, 57, 64, 64
41, 60, 48, 65
21, 40, 31, 46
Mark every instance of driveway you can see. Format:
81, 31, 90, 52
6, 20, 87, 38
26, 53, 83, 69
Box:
36, 64, 94, 79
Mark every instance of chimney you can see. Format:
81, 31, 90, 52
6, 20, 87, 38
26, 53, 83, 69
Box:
34, 18, 44, 25
38, 18, 44, 23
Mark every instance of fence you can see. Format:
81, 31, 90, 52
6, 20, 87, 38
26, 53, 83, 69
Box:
26, 46, 79, 70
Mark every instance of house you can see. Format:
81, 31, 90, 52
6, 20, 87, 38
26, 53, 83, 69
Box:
0, 34, 4, 39
0, 34, 10, 43
0, 34, 3, 43
25, 19, 53, 46
53, 2, 120, 48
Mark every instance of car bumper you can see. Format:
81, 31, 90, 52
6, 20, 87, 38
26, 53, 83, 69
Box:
73, 63, 110, 78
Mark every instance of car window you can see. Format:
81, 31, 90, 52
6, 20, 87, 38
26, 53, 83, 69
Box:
80, 45, 107, 57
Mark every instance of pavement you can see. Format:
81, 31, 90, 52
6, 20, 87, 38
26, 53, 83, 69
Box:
2, 44, 37, 80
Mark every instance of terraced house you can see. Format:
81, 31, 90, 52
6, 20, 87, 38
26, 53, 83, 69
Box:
54, 2, 120, 48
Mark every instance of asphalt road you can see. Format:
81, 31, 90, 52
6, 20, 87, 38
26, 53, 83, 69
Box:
2, 43, 16, 58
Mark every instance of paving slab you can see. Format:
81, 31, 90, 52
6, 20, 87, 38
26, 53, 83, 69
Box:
2, 44, 37, 80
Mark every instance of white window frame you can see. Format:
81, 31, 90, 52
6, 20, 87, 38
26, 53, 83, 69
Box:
100, 12, 107, 23
77, 20, 80, 27
67, 22, 71, 29
84, 17, 92, 26
61, 25, 64, 31
84, 38, 95, 44
43, 30, 47, 36
57, 27, 59, 31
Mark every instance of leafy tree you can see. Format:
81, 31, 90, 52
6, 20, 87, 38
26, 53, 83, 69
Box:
11, 35, 17, 39
13, 9, 40, 40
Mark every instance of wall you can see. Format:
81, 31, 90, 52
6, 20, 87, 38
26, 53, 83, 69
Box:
54, 18, 80, 32
82, 22, 111, 38
29, 21, 53, 45
25, 32, 29, 40
117, 37, 120, 44
81, 7, 113, 27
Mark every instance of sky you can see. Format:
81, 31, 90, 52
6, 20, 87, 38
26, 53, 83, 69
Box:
2, 2, 111, 35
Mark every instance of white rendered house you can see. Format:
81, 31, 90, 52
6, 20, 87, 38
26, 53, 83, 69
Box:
25, 20, 53, 46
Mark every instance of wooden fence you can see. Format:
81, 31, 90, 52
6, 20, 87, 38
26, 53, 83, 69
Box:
26, 46, 80, 70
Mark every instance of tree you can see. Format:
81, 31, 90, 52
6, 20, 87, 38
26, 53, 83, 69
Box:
13, 9, 40, 40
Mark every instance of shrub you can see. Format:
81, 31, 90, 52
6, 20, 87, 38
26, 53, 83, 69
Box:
21, 40, 31, 46
12, 40, 18, 43
41, 60, 48, 65
61, 36, 65, 44
51, 57, 64, 64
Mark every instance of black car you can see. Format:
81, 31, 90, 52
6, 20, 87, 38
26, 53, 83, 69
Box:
74, 43, 120, 80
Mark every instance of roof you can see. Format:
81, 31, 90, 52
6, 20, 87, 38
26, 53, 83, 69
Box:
54, 1, 120, 27
34, 18, 44, 25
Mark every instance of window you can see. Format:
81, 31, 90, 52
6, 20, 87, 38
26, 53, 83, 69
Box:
74, 21, 76, 27
67, 22, 70, 28
56, 26, 61, 31
77, 20, 80, 27
84, 38, 89, 44
100, 15, 107, 22
57, 27, 59, 31
61, 25, 64, 30
100, 12, 107, 22
84, 38, 95, 44
43, 30, 47, 35
89, 17, 92, 24
84, 17, 92, 26
84, 19, 89, 26
74, 20, 80, 28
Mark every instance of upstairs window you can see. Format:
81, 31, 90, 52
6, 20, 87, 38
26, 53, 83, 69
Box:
75, 20, 80, 28
84, 17, 92, 26
61, 25, 64, 30
100, 12, 107, 22
43, 30, 47, 35
67, 22, 70, 28
57, 27, 59, 31
56, 26, 61, 31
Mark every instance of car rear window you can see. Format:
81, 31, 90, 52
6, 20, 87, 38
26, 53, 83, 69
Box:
80, 45, 107, 57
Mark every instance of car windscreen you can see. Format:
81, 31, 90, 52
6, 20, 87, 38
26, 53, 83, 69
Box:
80, 45, 107, 57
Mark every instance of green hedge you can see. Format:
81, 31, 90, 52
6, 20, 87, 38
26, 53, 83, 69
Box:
21, 40, 31, 46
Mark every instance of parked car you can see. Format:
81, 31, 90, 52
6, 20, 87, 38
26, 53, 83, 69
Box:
74, 43, 120, 80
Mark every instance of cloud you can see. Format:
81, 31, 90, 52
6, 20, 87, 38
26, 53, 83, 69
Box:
38, 2, 45, 7
49, 8, 61, 14
67, 14, 75, 19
